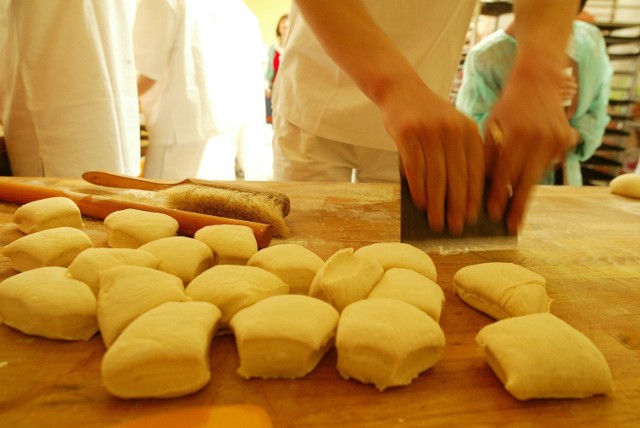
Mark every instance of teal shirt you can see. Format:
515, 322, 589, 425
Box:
456, 21, 613, 185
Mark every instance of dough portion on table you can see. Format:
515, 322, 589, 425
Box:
12, 197, 83, 234
0, 267, 97, 340
453, 262, 551, 320
309, 248, 383, 312
101, 301, 221, 398
247, 243, 323, 294
368, 268, 445, 322
104, 209, 179, 248
186, 264, 289, 327
230, 294, 339, 379
2, 226, 93, 272
67, 248, 160, 295
97, 265, 189, 348
336, 298, 445, 391
610, 173, 640, 199
475, 313, 613, 400
194, 225, 258, 265
139, 236, 214, 285
354, 242, 437, 282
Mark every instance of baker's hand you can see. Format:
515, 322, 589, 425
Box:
485, 64, 574, 234
380, 76, 484, 236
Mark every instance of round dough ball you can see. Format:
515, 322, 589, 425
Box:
139, 236, 214, 285
610, 173, 640, 199
194, 224, 258, 265
186, 265, 289, 327
247, 243, 323, 294
336, 298, 445, 391
12, 197, 83, 234
0, 267, 98, 340
230, 294, 339, 379
104, 209, 179, 248
354, 242, 437, 281
309, 248, 383, 312
2, 226, 93, 272
368, 268, 445, 322
67, 248, 160, 295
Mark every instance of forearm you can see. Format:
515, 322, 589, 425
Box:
137, 74, 156, 96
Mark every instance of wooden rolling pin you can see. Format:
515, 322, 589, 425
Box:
0, 181, 273, 249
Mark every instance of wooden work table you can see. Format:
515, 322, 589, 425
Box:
0, 178, 639, 427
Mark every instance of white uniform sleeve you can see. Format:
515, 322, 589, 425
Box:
133, 0, 178, 81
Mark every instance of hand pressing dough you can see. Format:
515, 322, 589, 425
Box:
453, 262, 551, 320
336, 298, 445, 391
2, 226, 93, 272
0, 267, 97, 340
309, 248, 383, 312
67, 248, 160, 295
247, 243, 323, 294
97, 266, 189, 348
354, 242, 437, 281
475, 313, 613, 400
194, 225, 258, 265
104, 209, 179, 248
12, 197, 83, 234
230, 294, 339, 379
186, 265, 289, 327
368, 268, 445, 322
610, 173, 640, 199
139, 236, 214, 285
101, 301, 221, 398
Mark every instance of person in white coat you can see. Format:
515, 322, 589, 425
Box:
134, 0, 266, 180
0, 0, 141, 177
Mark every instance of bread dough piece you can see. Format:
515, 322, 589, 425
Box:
453, 262, 551, 320
12, 197, 83, 234
186, 265, 289, 327
2, 226, 93, 272
230, 294, 339, 379
476, 313, 613, 400
247, 243, 323, 294
194, 225, 258, 265
336, 298, 445, 391
354, 242, 437, 281
104, 209, 179, 248
368, 268, 445, 322
610, 173, 640, 199
101, 301, 221, 398
139, 236, 214, 285
67, 248, 160, 295
309, 248, 383, 312
0, 267, 97, 340
97, 266, 189, 347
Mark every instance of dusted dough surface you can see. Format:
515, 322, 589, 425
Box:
610, 173, 640, 199
67, 248, 160, 295
101, 301, 221, 398
139, 236, 214, 285
475, 313, 613, 400
354, 242, 437, 281
104, 209, 179, 248
247, 243, 323, 294
230, 294, 339, 379
309, 248, 383, 312
12, 197, 83, 234
97, 266, 189, 348
194, 225, 258, 265
368, 268, 445, 322
186, 265, 289, 327
0, 267, 97, 340
2, 226, 93, 272
336, 298, 445, 391
453, 262, 551, 320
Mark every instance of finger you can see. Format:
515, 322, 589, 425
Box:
442, 125, 467, 236
424, 135, 446, 233
465, 129, 484, 225
400, 138, 428, 212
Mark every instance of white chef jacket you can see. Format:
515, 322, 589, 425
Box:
0, 0, 141, 177
272, 1, 477, 152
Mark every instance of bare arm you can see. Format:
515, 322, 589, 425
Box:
137, 74, 156, 97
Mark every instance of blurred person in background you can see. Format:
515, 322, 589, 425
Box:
265, 13, 289, 124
